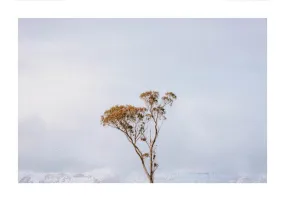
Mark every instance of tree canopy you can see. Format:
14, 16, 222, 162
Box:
101, 91, 177, 183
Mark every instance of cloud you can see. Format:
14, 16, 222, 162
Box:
18, 18, 266, 181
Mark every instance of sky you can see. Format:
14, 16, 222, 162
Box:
18, 18, 267, 182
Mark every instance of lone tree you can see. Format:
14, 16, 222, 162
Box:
101, 91, 177, 183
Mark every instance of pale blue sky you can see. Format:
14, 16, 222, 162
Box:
18, 19, 266, 182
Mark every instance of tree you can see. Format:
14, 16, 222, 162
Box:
101, 91, 177, 183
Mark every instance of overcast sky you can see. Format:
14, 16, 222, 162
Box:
18, 18, 266, 182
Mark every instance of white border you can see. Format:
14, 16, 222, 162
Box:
1, 0, 284, 201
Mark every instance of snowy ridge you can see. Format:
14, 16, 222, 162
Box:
19, 168, 119, 183
19, 169, 266, 183
127, 170, 267, 183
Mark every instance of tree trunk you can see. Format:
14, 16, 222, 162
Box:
149, 175, 154, 183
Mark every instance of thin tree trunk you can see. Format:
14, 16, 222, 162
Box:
140, 158, 151, 182
149, 174, 154, 183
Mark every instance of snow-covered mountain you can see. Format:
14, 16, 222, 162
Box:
19, 169, 266, 183
19, 168, 120, 183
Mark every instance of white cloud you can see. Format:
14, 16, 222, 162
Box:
18, 19, 266, 181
